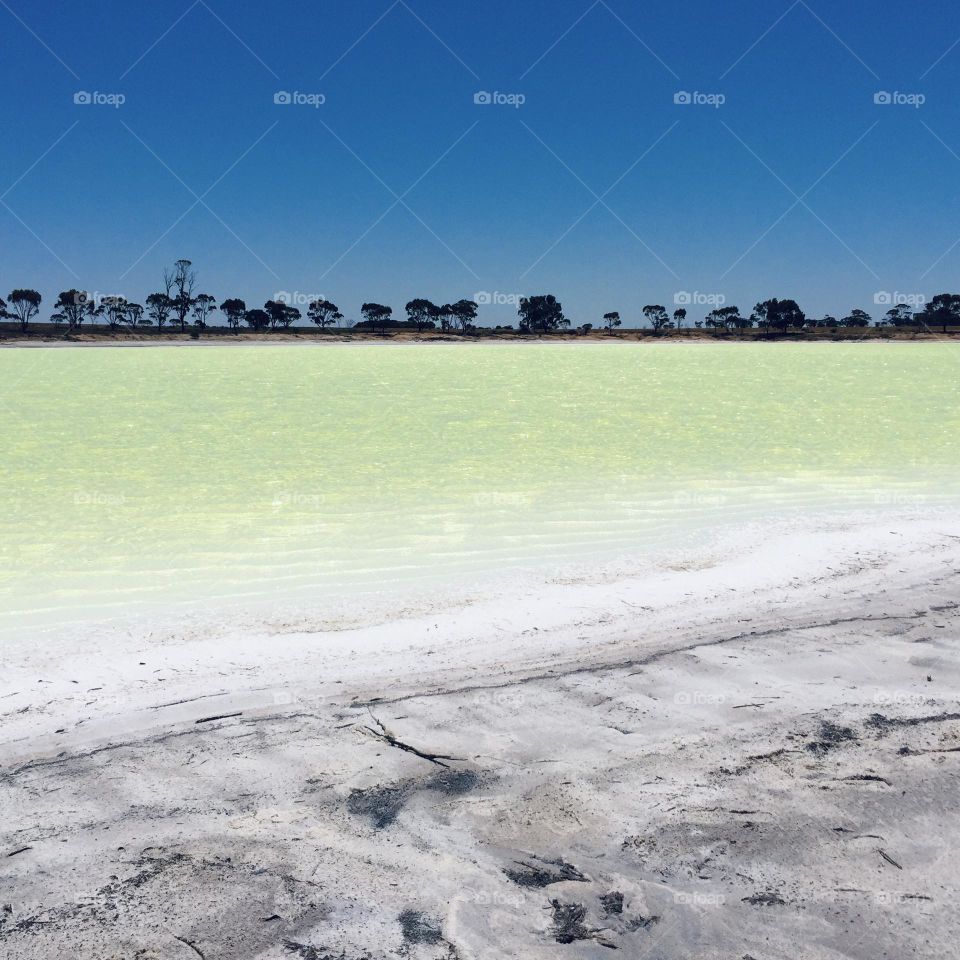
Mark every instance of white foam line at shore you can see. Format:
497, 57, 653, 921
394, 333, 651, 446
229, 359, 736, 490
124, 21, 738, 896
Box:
2, 507, 957, 734
2, 504, 956, 638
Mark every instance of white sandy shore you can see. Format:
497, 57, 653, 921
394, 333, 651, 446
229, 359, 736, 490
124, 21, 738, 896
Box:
1, 511, 959, 958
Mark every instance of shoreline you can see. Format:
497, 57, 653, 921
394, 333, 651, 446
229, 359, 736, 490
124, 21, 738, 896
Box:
2, 510, 958, 957
1, 330, 956, 348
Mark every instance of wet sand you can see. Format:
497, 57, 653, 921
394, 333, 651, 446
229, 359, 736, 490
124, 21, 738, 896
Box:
1, 515, 958, 958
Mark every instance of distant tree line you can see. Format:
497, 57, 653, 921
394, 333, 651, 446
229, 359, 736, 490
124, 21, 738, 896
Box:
4, 260, 960, 337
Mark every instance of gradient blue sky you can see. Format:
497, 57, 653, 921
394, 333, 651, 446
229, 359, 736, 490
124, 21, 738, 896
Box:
1, 0, 959, 326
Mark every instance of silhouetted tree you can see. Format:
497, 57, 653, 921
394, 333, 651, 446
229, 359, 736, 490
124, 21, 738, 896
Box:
918, 293, 960, 333
220, 298, 246, 333
820, 315, 839, 329
124, 302, 147, 328
308, 299, 343, 331
102, 296, 128, 330
264, 300, 282, 328
244, 308, 270, 331
437, 304, 455, 332
146, 292, 174, 332
642, 304, 671, 335
53, 290, 91, 330
753, 298, 805, 334
9, 289, 42, 332
673, 308, 687, 330
841, 308, 871, 328
705, 308, 725, 334
165, 259, 196, 333
361, 303, 393, 334
603, 311, 621, 334
705, 305, 742, 335
264, 300, 300, 329
192, 294, 217, 329
405, 299, 437, 333
518, 295, 565, 334
883, 305, 913, 328
448, 299, 479, 333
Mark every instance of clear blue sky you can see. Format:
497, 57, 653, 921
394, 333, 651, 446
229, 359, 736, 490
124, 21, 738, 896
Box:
1, 0, 959, 325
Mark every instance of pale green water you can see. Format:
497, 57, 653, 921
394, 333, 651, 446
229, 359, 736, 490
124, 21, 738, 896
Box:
1, 343, 958, 632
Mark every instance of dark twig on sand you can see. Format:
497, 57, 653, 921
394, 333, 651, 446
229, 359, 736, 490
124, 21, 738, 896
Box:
842, 774, 892, 786
362, 714, 463, 768
878, 849, 903, 870
194, 712, 243, 724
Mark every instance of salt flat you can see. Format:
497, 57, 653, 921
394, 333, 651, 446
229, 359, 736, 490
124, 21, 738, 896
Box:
2, 342, 958, 640
1, 512, 958, 959
2, 343, 958, 957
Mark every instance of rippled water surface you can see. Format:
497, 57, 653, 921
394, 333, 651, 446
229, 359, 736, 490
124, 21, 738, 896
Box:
2, 342, 958, 631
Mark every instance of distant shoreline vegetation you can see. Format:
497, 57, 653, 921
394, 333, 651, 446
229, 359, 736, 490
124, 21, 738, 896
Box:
3, 259, 960, 340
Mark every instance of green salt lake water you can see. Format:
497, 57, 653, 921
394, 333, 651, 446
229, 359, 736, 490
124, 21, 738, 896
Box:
1, 342, 958, 633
